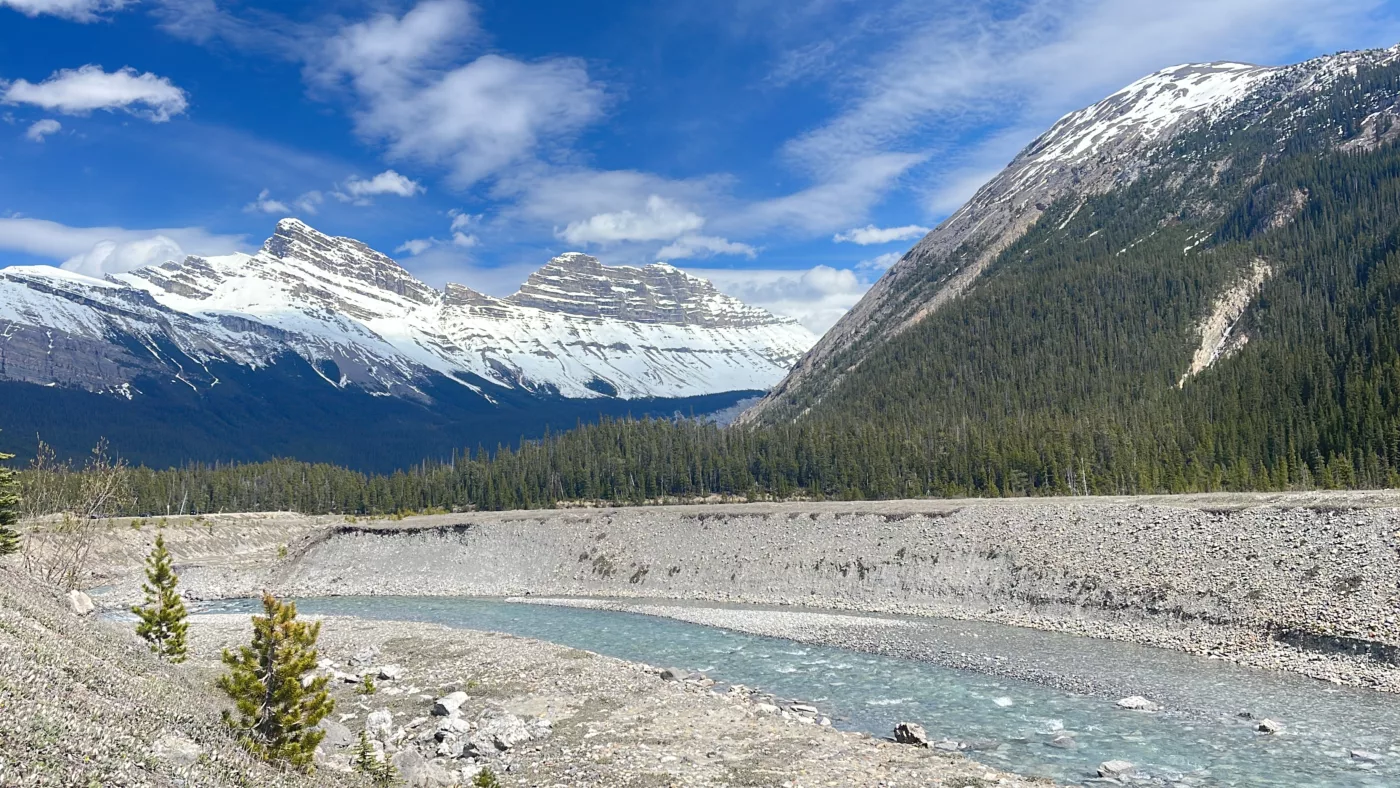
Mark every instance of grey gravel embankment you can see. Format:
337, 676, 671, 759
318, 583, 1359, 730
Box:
83, 492, 1400, 692
268, 495, 1400, 688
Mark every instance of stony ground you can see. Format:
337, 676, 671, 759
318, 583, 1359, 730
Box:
0, 566, 357, 788
189, 612, 1055, 787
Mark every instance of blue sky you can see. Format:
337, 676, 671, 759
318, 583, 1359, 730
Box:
3, 0, 1400, 332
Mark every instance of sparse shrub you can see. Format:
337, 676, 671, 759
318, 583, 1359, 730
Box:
132, 532, 189, 662
217, 593, 334, 771
357, 675, 377, 695
473, 767, 502, 788
277, 543, 289, 560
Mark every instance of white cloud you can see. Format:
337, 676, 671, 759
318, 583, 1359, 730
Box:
739, 152, 925, 234
2, 65, 188, 121
61, 235, 186, 277
295, 191, 324, 214
0, 216, 244, 277
396, 238, 434, 256
687, 265, 872, 334
451, 232, 478, 248
834, 224, 929, 245
561, 196, 704, 245
314, 0, 606, 186
449, 209, 479, 233
243, 188, 290, 214
657, 235, 756, 260
856, 251, 902, 273
338, 169, 425, 200
0, 0, 128, 22
24, 118, 60, 142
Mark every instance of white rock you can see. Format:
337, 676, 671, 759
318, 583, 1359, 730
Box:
152, 733, 202, 768
377, 664, 403, 681
1116, 696, 1161, 712
366, 709, 394, 740
66, 590, 94, 616
1098, 759, 1135, 778
432, 691, 469, 717
1257, 718, 1283, 734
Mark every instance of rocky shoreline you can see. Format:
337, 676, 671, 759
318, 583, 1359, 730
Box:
187, 611, 1055, 787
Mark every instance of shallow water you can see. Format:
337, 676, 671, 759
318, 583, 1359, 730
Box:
198, 596, 1399, 786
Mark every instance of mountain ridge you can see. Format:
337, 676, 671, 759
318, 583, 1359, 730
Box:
743, 45, 1400, 424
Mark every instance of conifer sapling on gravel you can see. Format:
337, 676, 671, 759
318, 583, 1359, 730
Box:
354, 729, 396, 786
0, 441, 20, 558
131, 532, 189, 662
217, 592, 334, 771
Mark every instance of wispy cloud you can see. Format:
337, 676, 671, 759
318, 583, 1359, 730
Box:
336, 169, 425, 202
687, 265, 872, 333
0, 216, 244, 276
312, 0, 607, 186
0, 0, 128, 22
24, 118, 61, 142
834, 224, 929, 245
2, 65, 188, 121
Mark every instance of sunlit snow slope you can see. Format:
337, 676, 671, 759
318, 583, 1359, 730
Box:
0, 219, 816, 403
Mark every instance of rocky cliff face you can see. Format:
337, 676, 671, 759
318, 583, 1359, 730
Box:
744, 46, 1400, 423
0, 219, 817, 404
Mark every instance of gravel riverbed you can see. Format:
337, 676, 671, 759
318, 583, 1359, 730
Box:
105, 493, 1399, 694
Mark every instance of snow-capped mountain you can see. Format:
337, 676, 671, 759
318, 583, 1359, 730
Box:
0, 218, 815, 403
745, 44, 1400, 422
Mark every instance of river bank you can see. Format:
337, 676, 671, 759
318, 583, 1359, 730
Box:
82, 492, 1400, 694
190, 610, 1054, 787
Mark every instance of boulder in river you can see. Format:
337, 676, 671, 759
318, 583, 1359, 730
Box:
1116, 695, 1160, 712
1046, 734, 1078, 750
893, 722, 929, 746
1350, 749, 1384, 763
1256, 718, 1283, 734
1097, 759, 1134, 778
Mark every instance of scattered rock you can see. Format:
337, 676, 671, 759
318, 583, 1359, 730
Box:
960, 738, 1001, 751
390, 747, 426, 785
1046, 734, 1078, 750
348, 646, 381, 667
659, 667, 683, 681
377, 664, 404, 681
151, 733, 202, 768
893, 722, 929, 746
316, 718, 354, 749
366, 709, 395, 739
1350, 749, 1384, 763
432, 691, 468, 716
66, 590, 94, 616
1097, 759, 1135, 778
1116, 696, 1160, 712
1257, 719, 1283, 734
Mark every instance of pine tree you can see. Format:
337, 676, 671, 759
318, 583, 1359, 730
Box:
353, 729, 395, 786
0, 443, 20, 557
217, 592, 334, 771
131, 532, 189, 662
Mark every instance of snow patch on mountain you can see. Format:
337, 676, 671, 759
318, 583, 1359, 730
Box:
0, 219, 816, 402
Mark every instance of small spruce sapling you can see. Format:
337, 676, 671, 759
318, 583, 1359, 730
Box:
132, 532, 189, 662
217, 592, 334, 771
0, 442, 20, 557
353, 729, 396, 786
473, 767, 502, 788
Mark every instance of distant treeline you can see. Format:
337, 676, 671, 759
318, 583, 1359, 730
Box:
11, 408, 1395, 518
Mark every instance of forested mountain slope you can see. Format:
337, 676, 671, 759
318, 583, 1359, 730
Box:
728, 45, 1400, 494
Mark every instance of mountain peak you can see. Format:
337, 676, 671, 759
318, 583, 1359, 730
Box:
261, 218, 438, 306
506, 253, 795, 328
